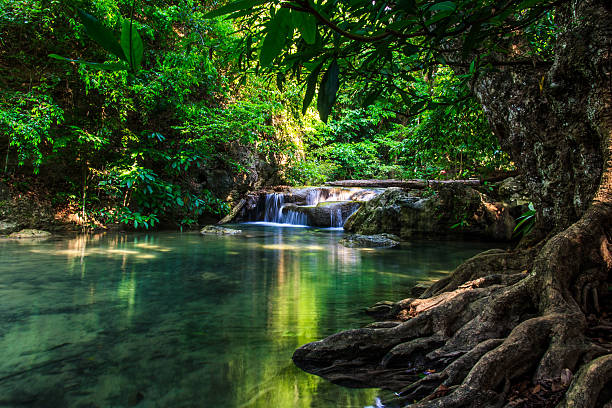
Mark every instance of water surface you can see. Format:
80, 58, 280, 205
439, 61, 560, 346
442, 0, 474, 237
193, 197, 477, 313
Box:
0, 226, 498, 407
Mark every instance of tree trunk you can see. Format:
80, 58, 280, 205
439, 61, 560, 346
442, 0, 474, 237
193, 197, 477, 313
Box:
292, 1, 612, 406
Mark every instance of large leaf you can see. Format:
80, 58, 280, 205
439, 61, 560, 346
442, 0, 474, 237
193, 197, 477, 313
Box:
49, 54, 128, 71
317, 60, 340, 123
292, 11, 317, 45
121, 19, 144, 71
77, 9, 126, 61
428, 1, 456, 12
259, 9, 291, 67
203, 0, 270, 19
302, 62, 323, 115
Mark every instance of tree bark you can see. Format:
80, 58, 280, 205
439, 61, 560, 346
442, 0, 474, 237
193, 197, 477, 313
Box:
292, 1, 612, 406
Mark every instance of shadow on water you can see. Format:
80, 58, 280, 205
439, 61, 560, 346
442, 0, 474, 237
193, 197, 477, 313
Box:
0, 226, 500, 407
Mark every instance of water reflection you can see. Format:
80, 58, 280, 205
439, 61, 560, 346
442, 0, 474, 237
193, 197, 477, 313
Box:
0, 227, 499, 407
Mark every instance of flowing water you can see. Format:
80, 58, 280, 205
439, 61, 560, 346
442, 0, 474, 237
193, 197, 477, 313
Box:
0, 226, 499, 408
255, 187, 380, 227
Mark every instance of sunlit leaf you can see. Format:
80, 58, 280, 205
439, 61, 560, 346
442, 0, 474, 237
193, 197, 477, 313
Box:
121, 19, 144, 71
317, 59, 340, 123
77, 9, 127, 61
302, 62, 323, 115
292, 11, 317, 45
259, 9, 291, 67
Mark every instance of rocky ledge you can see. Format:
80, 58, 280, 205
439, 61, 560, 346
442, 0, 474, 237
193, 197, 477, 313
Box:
344, 183, 517, 241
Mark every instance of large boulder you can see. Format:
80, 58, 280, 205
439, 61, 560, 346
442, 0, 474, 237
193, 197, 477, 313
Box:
344, 185, 515, 241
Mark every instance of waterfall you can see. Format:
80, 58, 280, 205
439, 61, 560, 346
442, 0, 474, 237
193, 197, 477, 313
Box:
263, 193, 284, 223
262, 193, 308, 225
244, 187, 381, 227
330, 208, 343, 228
283, 210, 308, 225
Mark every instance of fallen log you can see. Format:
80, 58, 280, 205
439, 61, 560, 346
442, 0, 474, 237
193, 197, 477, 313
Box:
325, 179, 481, 189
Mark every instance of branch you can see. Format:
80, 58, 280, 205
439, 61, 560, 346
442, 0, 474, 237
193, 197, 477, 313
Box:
280, 1, 423, 43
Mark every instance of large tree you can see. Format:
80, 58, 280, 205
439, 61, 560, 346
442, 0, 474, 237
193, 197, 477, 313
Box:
209, 0, 612, 405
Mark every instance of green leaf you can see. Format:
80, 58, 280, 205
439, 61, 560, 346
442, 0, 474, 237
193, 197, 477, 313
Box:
428, 1, 456, 12
259, 10, 291, 67
292, 11, 317, 45
49, 54, 128, 71
302, 63, 323, 115
121, 19, 144, 71
203, 0, 270, 19
77, 9, 127, 61
317, 59, 340, 123
176, 197, 184, 206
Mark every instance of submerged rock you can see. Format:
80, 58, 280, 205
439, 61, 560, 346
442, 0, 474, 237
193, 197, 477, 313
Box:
200, 225, 242, 235
339, 233, 401, 248
344, 185, 515, 241
9, 229, 52, 239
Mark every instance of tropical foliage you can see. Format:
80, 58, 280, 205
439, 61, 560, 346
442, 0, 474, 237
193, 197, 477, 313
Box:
0, 0, 515, 229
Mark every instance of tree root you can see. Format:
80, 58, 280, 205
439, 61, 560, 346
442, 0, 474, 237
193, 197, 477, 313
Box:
558, 354, 612, 408
421, 247, 539, 298
292, 229, 611, 406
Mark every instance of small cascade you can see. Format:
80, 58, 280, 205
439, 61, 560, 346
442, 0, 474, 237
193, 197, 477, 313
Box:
263, 193, 284, 223
242, 186, 382, 227
330, 208, 344, 228
282, 210, 308, 225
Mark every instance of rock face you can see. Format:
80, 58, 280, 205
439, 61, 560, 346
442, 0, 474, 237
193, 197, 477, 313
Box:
339, 233, 401, 248
200, 225, 242, 235
496, 176, 531, 217
344, 185, 515, 241
8, 229, 52, 239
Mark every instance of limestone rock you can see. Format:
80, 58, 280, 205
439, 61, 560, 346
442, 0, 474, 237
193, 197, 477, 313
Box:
339, 233, 401, 248
9, 229, 52, 239
200, 225, 242, 235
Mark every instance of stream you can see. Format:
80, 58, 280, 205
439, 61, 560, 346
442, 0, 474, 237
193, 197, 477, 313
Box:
0, 226, 499, 407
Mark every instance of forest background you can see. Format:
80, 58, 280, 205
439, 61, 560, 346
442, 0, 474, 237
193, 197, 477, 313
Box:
0, 0, 514, 230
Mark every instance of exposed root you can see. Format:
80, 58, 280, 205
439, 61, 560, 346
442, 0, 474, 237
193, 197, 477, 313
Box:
558, 354, 612, 408
292, 223, 609, 407
422, 248, 539, 298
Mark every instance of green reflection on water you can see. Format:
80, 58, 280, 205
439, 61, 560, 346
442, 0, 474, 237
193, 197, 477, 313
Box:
0, 226, 498, 407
